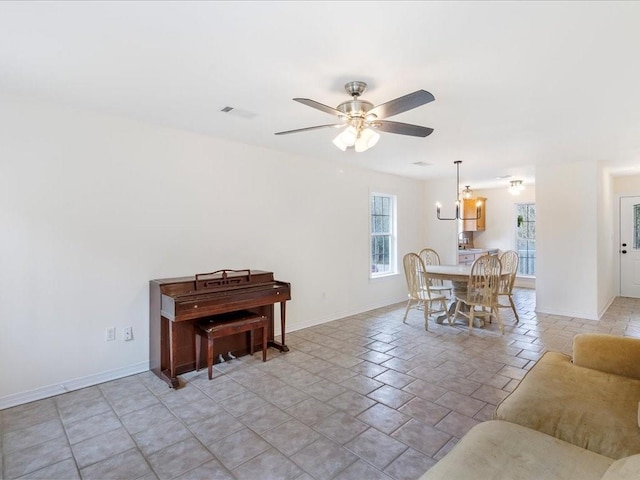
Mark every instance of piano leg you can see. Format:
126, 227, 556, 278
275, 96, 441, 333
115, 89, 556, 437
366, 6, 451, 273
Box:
280, 301, 289, 352
268, 301, 290, 352
262, 321, 268, 361
165, 321, 181, 389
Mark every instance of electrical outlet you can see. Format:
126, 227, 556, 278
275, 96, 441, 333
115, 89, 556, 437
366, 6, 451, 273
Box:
123, 326, 133, 341
106, 327, 116, 341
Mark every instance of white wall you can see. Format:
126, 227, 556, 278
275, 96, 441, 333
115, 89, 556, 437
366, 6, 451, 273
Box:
597, 164, 616, 316
471, 186, 536, 288
536, 160, 601, 319
613, 174, 640, 195
423, 179, 459, 265
0, 93, 426, 407
471, 185, 536, 253
424, 183, 536, 287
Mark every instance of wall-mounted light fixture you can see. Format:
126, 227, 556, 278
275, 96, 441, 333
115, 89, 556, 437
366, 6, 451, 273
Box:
509, 180, 525, 195
436, 161, 481, 221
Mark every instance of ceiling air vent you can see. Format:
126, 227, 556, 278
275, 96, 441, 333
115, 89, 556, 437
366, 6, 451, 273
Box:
219, 106, 257, 119
413, 161, 432, 167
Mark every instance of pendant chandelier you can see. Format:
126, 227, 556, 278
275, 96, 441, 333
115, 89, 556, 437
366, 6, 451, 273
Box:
436, 161, 482, 221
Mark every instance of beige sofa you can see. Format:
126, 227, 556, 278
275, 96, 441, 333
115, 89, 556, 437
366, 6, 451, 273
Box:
421, 420, 640, 480
421, 333, 640, 479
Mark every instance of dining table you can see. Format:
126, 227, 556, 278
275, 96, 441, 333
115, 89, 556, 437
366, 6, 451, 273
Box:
423, 264, 473, 324
423, 263, 507, 327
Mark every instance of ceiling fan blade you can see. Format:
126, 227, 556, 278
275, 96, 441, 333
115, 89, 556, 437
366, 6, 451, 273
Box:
275, 124, 343, 135
293, 98, 343, 116
372, 120, 434, 137
368, 90, 435, 119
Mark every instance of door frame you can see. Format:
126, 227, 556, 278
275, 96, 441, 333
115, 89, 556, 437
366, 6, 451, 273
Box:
617, 194, 640, 296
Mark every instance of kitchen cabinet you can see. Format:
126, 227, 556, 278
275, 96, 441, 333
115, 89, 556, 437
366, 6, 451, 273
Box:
458, 252, 476, 265
458, 248, 499, 265
461, 197, 486, 232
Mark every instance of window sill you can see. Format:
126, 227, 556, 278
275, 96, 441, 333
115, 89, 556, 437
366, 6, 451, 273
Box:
370, 272, 399, 280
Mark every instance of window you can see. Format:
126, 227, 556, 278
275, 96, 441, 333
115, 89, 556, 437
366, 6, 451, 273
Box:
516, 203, 536, 276
370, 193, 397, 277
634, 204, 640, 249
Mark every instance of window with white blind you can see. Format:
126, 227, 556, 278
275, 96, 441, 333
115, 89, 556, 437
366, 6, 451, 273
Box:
370, 193, 397, 277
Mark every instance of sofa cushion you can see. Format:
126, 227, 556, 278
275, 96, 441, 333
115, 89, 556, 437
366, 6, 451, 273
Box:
573, 334, 640, 380
601, 454, 640, 480
494, 351, 640, 459
419, 420, 613, 480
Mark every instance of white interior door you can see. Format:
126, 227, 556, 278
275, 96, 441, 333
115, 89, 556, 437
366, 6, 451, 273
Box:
620, 196, 640, 297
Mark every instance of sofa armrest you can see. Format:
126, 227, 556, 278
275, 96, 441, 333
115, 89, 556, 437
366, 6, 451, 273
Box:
573, 333, 640, 380
602, 454, 640, 480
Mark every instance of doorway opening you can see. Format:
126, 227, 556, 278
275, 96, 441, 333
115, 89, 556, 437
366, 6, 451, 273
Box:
619, 196, 640, 298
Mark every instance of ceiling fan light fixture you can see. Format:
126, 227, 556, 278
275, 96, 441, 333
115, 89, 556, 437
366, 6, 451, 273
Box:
354, 128, 380, 153
333, 126, 358, 151
332, 134, 348, 151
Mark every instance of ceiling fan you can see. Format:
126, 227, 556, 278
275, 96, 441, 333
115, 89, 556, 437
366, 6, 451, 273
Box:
275, 81, 435, 152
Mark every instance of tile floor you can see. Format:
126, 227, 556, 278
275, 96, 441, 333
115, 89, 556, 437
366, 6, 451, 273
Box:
2, 289, 640, 480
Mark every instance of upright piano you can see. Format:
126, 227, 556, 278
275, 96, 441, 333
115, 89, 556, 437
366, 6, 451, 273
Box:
149, 269, 291, 388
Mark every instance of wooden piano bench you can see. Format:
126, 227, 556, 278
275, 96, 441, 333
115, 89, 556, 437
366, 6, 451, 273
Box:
194, 310, 268, 380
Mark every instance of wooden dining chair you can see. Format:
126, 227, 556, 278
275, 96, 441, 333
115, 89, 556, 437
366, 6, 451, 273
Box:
497, 250, 520, 322
402, 252, 450, 331
453, 254, 503, 334
419, 248, 452, 298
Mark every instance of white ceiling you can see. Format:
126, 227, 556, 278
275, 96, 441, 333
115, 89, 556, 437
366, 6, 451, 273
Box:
2, 1, 640, 188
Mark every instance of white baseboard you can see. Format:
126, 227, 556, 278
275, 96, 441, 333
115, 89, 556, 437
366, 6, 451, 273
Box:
535, 306, 598, 321
597, 295, 616, 320
515, 276, 535, 289
286, 296, 407, 334
0, 361, 149, 410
